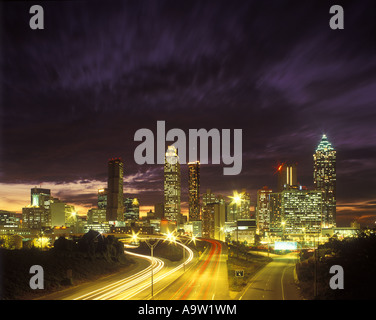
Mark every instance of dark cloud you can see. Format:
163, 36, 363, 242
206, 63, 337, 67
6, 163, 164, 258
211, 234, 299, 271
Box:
1, 0, 375, 225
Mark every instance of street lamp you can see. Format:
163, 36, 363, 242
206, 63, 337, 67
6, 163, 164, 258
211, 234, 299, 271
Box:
168, 232, 197, 272
144, 237, 161, 298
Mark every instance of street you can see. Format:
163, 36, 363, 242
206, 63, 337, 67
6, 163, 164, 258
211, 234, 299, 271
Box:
238, 252, 302, 300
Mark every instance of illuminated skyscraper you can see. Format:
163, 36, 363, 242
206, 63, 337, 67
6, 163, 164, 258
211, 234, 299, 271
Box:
277, 163, 298, 192
188, 161, 200, 221
313, 134, 336, 228
124, 197, 140, 220
30, 188, 51, 209
202, 202, 225, 241
281, 188, 323, 235
106, 158, 124, 222
203, 189, 218, 206
269, 192, 282, 233
256, 186, 273, 232
164, 146, 181, 222
228, 189, 251, 221
98, 188, 108, 209
22, 206, 51, 229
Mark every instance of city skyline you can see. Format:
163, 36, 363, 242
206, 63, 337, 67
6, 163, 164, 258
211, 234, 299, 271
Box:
0, 132, 373, 228
1, 0, 375, 227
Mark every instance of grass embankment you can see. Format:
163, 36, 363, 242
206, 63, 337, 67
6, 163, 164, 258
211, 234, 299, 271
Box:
0, 231, 133, 300
227, 246, 272, 292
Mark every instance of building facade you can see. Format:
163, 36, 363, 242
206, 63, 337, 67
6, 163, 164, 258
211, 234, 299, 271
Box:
281, 188, 323, 235
124, 197, 140, 220
202, 202, 225, 241
256, 186, 273, 232
164, 146, 181, 221
313, 134, 336, 228
106, 158, 124, 222
277, 163, 298, 192
98, 188, 108, 210
188, 161, 200, 221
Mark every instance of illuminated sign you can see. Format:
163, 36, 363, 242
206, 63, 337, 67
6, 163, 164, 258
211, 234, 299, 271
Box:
274, 241, 297, 250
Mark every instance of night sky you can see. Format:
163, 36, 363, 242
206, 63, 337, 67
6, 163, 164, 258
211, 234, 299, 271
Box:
1, 0, 375, 226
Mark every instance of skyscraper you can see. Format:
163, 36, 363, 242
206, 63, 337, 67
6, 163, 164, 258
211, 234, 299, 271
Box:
228, 189, 251, 221
31, 188, 51, 208
202, 202, 225, 241
256, 186, 273, 232
124, 197, 140, 220
164, 146, 181, 222
313, 134, 336, 228
277, 163, 298, 192
106, 158, 124, 222
98, 188, 108, 209
281, 188, 323, 235
203, 189, 218, 206
188, 161, 200, 221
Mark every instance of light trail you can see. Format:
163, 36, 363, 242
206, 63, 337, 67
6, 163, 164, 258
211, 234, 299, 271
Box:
73, 238, 194, 300
73, 251, 164, 300
171, 239, 222, 300
113, 240, 194, 300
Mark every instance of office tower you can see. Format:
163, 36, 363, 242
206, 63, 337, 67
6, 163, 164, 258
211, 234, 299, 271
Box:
124, 197, 140, 220
228, 189, 251, 221
188, 161, 200, 221
64, 204, 77, 227
154, 202, 164, 219
50, 199, 77, 228
313, 134, 336, 228
31, 188, 51, 209
164, 146, 181, 221
202, 202, 225, 240
256, 186, 273, 232
98, 188, 108, 209
106, 158, 124, 222
203, 189, 218, 206
277, 163, 298, 192
22, 207, 51, 229
281, 188, 323, 235
50, 200, 66, 227
87, 208, 107, 224
269, 192, 282, 233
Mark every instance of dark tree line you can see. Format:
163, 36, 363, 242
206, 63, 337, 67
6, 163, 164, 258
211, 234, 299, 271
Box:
53, 230, 125, 262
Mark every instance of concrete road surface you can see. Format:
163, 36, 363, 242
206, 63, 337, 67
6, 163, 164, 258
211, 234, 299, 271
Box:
237, 252, 302, 300
154, 239, 230, 300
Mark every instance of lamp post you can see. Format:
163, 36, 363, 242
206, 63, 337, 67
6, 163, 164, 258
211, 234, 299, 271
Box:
182, 235, 196, 272
145, 238, 161, 298
229, 191, 244, 258
170, 233, 196, 272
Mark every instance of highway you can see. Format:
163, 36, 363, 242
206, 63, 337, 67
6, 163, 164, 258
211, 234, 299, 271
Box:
36, 239, 194, 300
36, 238, 301, 300
153, 239, 231, 300
237, 252, 302, 300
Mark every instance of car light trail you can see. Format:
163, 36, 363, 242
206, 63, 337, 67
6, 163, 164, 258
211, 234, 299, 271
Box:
73, 238, 194, 300
73, 251, 164, 300
171, 239, 222, 300
113, 240, 194, 300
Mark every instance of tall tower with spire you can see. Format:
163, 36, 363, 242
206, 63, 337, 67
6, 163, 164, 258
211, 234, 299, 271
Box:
313, 134, 336, 228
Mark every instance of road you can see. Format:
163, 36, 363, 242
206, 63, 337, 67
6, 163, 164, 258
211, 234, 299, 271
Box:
237, 252, 302, 300
36, 239, 301, 300
153, 239, 231, 300
37, 240, 194, 300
